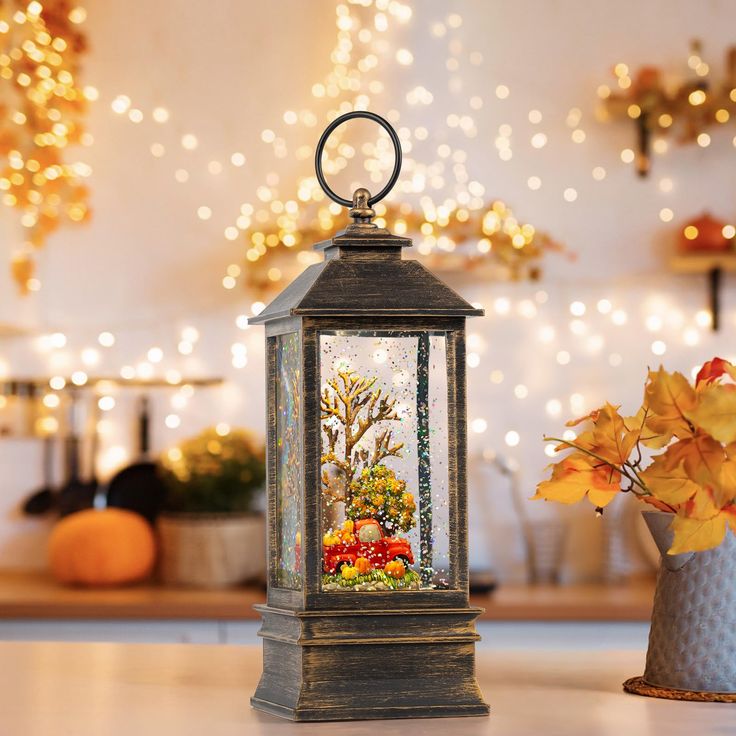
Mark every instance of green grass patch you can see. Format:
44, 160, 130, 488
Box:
322, 568, 421, 590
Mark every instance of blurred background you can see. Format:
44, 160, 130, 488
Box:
1, 0, 735, 643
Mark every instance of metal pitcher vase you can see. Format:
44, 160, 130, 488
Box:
641, 510, 736, 694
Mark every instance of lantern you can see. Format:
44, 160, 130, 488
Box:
250, 111, 489, 721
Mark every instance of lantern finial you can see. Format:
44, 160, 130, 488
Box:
347, 187, 376, 231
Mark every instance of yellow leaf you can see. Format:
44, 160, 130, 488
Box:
716, 460, 736, 507
595, 402, 640, 464
626, 407, 669, 450
639, 456, 699, 506
726, 506, 736, 534
535, 452, 620, 508
643, 367, 696, 446
687, 383, 736, 444
572, 403, 640, 466
669, 513, 727, 554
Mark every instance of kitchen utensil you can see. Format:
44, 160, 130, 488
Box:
106, 394, 166, 524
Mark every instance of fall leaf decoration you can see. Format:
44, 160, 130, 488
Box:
0, 0, 92, 293
240, 199, 568, 298
599, 40, 736, 177
536, 357, 736, 554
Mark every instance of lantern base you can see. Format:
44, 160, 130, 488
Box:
251, 603, 490, 721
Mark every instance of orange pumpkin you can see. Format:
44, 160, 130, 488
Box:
384, 559, 406, 579
679, 212, 730, 253
354, 556, 371, 574
49, 508, 156, 586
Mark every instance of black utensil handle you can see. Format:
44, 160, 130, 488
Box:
66, 435, 80, 484
42, 435, 54, 485
139, 395, 151, 458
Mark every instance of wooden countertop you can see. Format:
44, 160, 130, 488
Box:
0, 641, 730, 735
0, 570, 655, 621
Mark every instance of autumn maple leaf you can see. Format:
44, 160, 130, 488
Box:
534, 452, 620, 508
687, 383, 736, 445
642, 367, 696, 447
695, 357, 736, 387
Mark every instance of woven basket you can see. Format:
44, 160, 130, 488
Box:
157, 513, 266, 588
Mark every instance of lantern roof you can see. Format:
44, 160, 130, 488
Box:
250, 111, 483, 324
249, 226, 484, 323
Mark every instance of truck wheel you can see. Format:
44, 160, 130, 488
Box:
394, 555, 410, 567
334, 561, 347, 574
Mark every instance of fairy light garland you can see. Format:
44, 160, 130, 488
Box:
0, 0, 94, 293
1, 0, 733, 460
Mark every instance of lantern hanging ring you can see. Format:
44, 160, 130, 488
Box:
314, 111, 402, 209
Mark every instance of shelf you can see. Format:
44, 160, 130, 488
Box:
670, 252, 736, 273
669, 252, 736, 330
0, 376, 223, 391
0, 570, 655, 622
474, 579, 654, 621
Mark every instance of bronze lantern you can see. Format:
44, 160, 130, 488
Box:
250, 111, 489, 721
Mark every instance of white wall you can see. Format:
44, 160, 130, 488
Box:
0, 0, 734, 580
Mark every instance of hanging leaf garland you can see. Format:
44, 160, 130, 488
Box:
0, 0, 92, 293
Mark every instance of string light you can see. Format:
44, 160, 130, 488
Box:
43, 393, 60, 409
165, 414, 181, 429
490, 370, 504, 384
98, 396, 115, 411
569, 301, 586, 316
71, 370, 88, 386
8, 4, 733, 459
471, 418, 488, 434
50, 333, 67, 349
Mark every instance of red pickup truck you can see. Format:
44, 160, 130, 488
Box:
323, 518, 414, 574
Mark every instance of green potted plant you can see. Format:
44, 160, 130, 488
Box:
536, 357, 736, 699
157, 426, 266, 588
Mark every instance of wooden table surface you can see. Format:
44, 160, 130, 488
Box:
0, 569, 655, 621
0, 641, 732, 735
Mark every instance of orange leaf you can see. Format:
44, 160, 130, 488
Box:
535, 452, 620, 508
659, 434, 724, 489
695, 357, 736, 387
643, 367, 696, 447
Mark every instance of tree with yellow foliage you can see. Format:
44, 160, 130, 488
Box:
346, 464, 416, 536
320, 370, 404, 507
536, 357, 736, 554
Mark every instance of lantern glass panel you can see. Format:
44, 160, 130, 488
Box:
320, 330, 451, 591
274, 332, 302, 589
